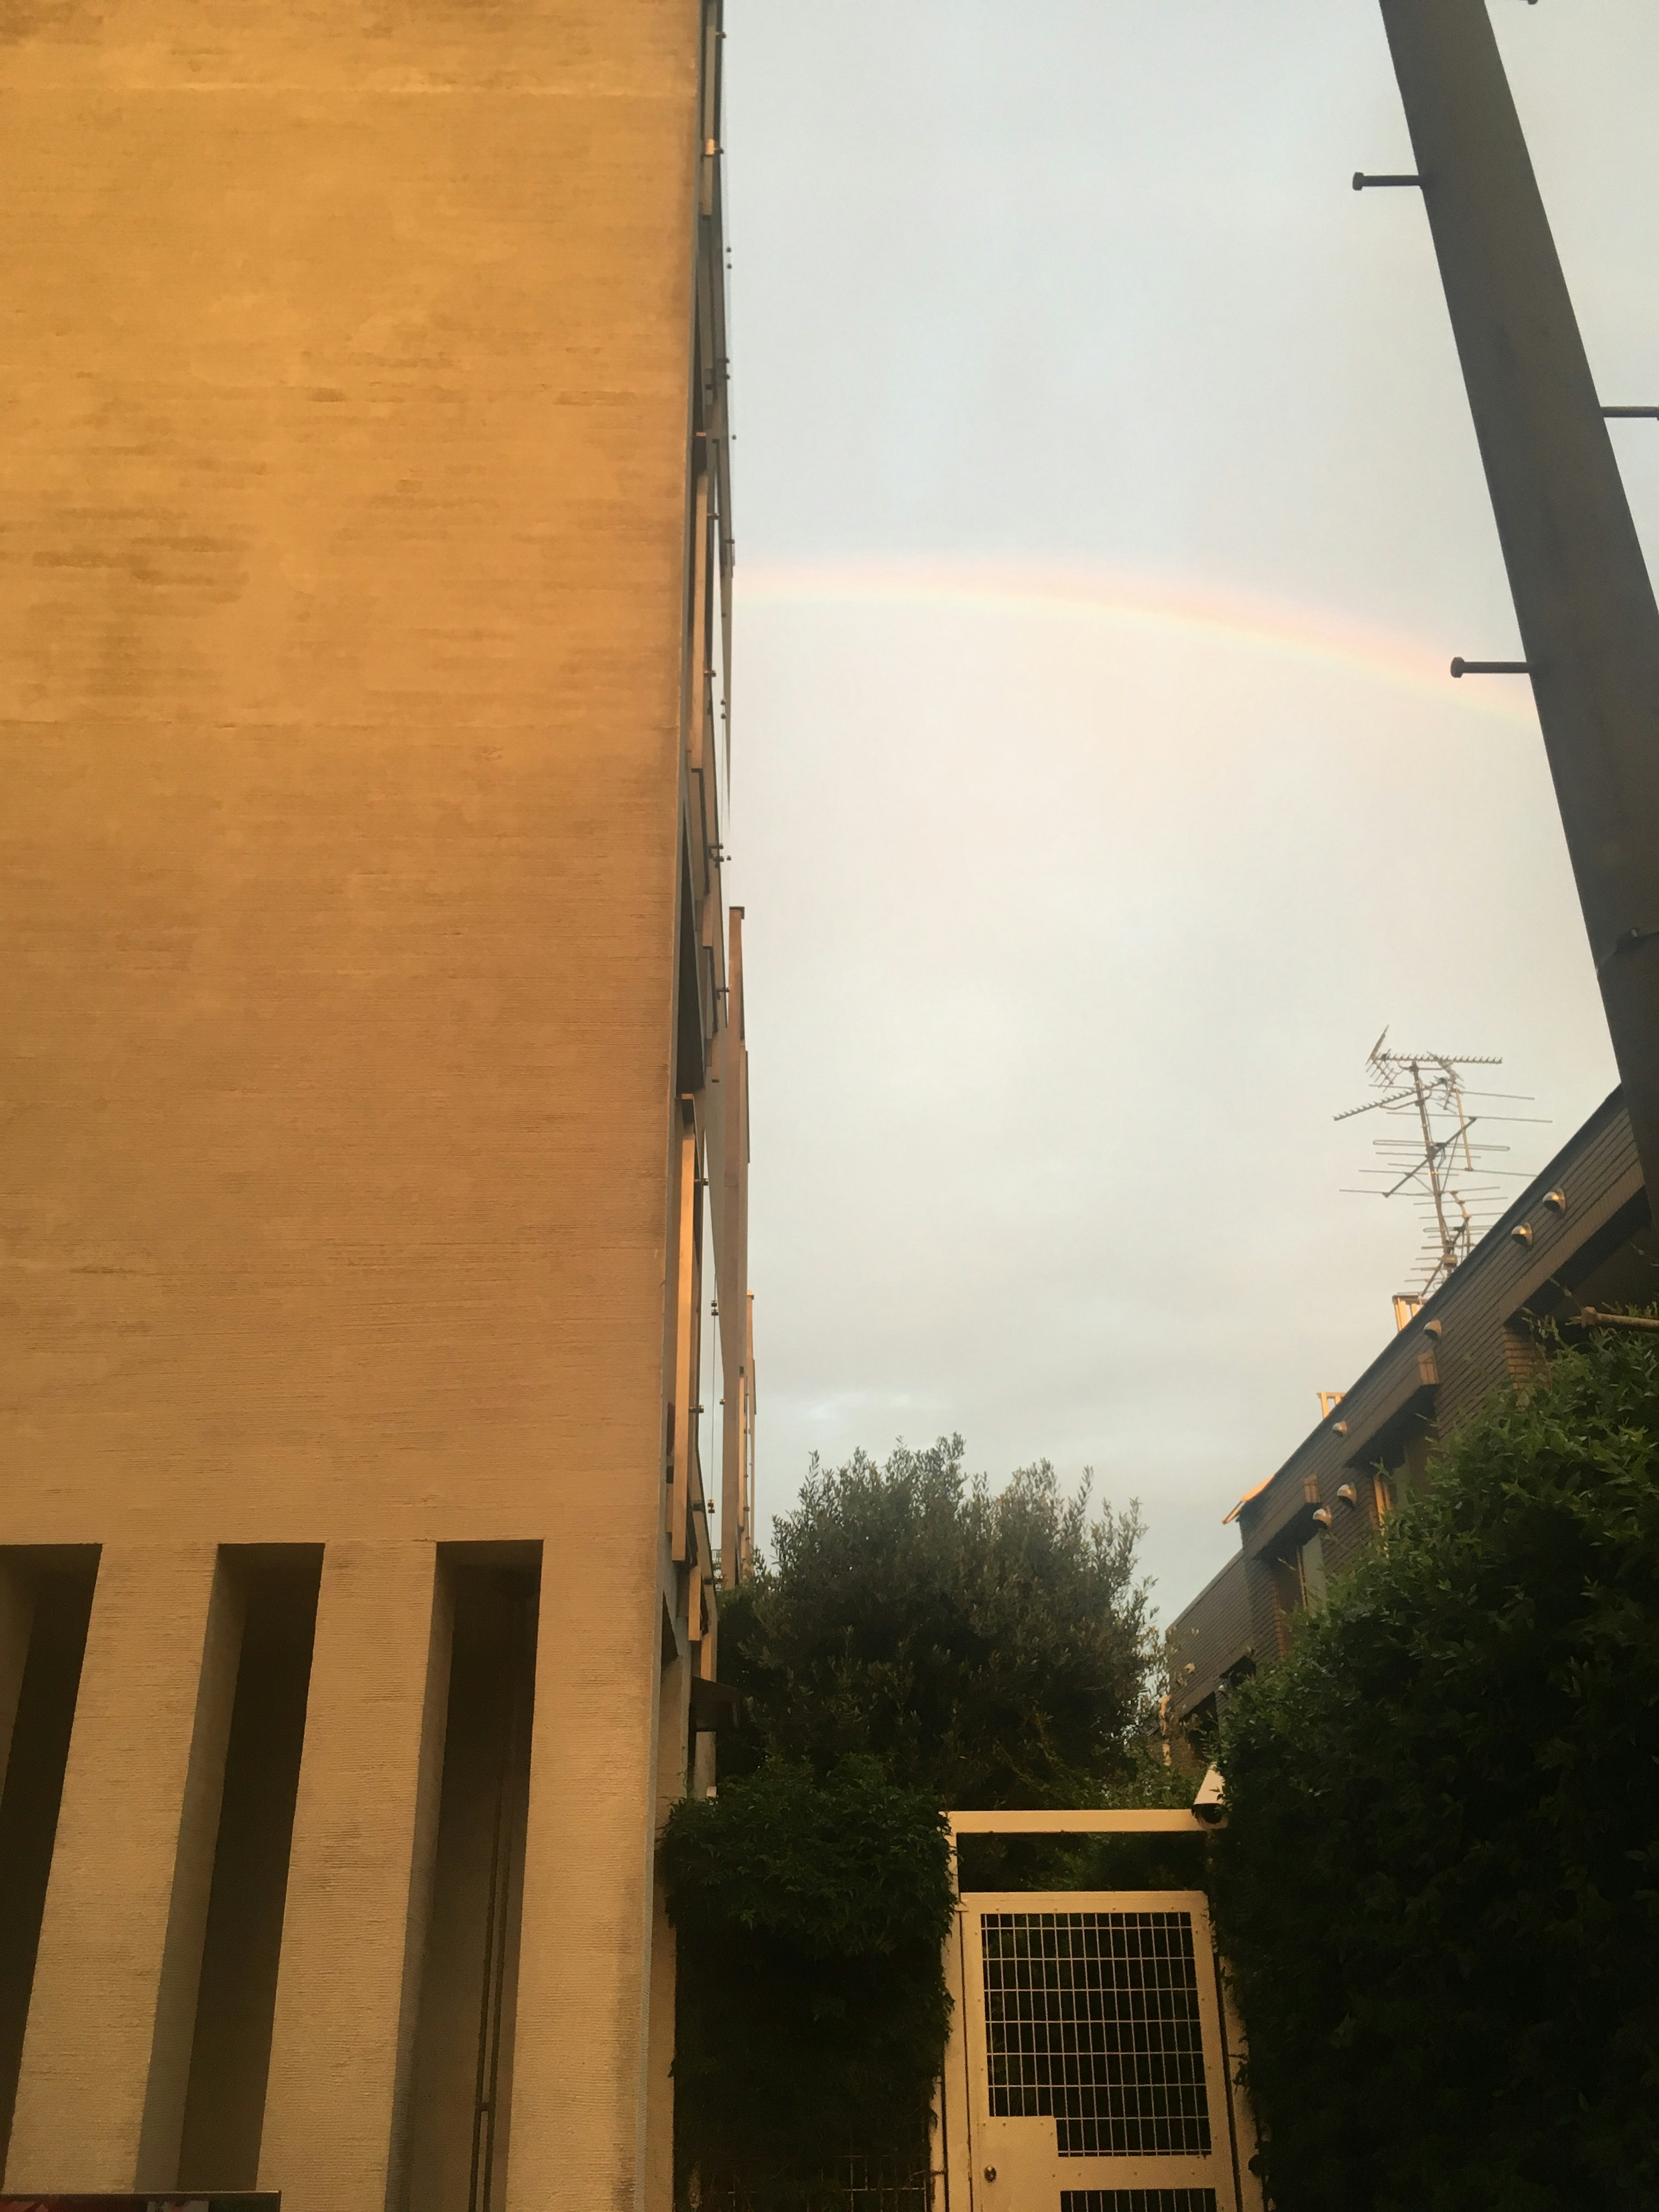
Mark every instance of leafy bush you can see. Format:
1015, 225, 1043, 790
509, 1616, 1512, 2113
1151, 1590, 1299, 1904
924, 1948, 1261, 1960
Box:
718, 1437, 1156, 1807
1212, 1331, 1659, 2212
662, 1758, 954, 2208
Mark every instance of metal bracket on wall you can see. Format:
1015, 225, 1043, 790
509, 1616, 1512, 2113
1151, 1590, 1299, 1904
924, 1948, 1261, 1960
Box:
1596, 925, 1659, 977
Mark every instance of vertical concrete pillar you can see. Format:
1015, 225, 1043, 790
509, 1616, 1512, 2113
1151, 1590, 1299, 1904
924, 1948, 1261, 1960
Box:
0, 1560, 34, 1794
718, 908, 750, 1593
507, 1569, 663, 2212
4, 1545, 241, 2193
258, 1542, 451, 2212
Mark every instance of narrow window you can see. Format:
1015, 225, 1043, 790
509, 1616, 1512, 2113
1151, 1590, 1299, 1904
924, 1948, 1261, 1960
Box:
1296, 1532, 1328, 1611
403, 1558, 540, 2212
0, 1549, 99, 2170
178, 1548, 323, 2188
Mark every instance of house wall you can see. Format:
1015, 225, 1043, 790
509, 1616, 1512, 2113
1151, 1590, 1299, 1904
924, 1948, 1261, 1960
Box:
1170, 1092, 1656, 1703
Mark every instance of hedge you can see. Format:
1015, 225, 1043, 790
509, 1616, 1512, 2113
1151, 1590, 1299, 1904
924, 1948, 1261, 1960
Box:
1211, 1329, 1659, 2212
660, 1757, 955, 2209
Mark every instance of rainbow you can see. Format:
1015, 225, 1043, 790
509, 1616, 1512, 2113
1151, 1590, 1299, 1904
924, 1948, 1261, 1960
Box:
737, 558, 1539, 725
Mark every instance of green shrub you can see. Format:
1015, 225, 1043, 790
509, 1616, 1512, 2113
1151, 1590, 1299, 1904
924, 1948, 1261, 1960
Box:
718, 1438, 1155, 1807
1212, 1331, 1659, 2212
661, 1757, 955, 2209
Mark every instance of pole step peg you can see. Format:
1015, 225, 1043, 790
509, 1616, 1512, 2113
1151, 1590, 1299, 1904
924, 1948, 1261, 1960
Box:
1603, 406, 1659, 420
1353, 172, 1422, 191
1451, 657, 1532, 677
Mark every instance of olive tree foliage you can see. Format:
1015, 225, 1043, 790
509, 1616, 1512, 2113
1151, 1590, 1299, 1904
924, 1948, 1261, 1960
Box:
1212, 1331, 1659, 2212
717, 1436, 1159, 1808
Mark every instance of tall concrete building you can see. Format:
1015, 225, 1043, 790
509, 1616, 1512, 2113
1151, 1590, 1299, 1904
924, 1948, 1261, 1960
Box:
0, 4, 750, 2207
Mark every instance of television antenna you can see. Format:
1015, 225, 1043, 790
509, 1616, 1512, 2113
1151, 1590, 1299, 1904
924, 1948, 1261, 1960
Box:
1335, 1030, 1548, 1298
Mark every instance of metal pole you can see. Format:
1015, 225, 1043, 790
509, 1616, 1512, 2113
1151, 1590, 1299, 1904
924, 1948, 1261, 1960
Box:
1376, 0, 1659, 1197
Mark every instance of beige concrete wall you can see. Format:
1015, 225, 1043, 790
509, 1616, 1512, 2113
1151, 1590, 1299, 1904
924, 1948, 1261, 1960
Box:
0, 0, 700, 1551
0, 0, 709, 2201
510, 1564, 687, 2212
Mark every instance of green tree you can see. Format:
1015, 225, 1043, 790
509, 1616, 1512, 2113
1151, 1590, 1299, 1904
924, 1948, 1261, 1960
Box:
1212, 1330, 1659, 2212
718, 1436, 1156, 1807
663, 1438, 1161, 2205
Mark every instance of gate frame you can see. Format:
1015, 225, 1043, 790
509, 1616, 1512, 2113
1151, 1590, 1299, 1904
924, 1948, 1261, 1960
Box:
936, 1810, 1264, 2212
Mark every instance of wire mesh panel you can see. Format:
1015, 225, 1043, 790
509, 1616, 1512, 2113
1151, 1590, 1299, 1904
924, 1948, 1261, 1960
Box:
1059, 2193, 1218, 2212
837, 2155, 934, 2210
980, 1912, 1211, 2157
691, 2155, 933, 2212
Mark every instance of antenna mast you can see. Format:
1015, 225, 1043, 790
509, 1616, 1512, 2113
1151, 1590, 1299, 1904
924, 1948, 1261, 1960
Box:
1336, 1031, 1546, 1298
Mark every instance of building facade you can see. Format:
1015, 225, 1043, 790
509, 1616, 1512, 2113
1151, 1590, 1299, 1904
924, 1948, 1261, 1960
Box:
0, 4, 748, 2207
1170, 1090, 1656, 1732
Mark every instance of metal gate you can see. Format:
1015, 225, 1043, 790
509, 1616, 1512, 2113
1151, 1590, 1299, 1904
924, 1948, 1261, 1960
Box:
938, 1814, 1262, 2212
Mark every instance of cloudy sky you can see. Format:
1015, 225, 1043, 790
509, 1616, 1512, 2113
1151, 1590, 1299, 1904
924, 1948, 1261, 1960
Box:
718, 1, 1659, 1618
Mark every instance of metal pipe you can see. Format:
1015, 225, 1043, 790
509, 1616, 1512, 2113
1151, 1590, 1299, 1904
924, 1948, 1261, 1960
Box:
1376, 0, 1659, 1200
1577, 1306, 1659, 1333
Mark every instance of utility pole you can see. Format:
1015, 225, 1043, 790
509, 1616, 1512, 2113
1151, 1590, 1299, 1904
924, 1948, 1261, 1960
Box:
1371, 0, 1659, 1197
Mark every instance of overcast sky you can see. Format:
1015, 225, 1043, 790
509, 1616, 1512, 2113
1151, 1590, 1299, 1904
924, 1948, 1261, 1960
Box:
718, 1, 1659, 1619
